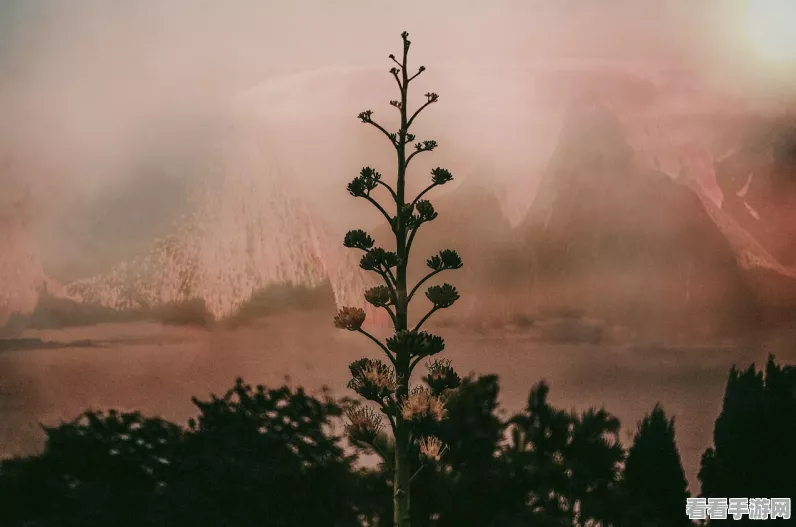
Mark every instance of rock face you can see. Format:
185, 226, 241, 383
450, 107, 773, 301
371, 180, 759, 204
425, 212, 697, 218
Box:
711, 115, 796, 323
516, 101, 762, 337
65, 131, 376, 322
716, 116, 796, 266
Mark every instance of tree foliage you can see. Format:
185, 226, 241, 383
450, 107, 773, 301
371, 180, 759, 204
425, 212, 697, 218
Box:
621, 405, 690, 527
699, 355, 796, 525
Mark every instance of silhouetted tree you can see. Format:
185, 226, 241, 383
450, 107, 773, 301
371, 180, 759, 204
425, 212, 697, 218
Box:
506, 382, 624, 526
173, 379, 361, 527
428, 375, 528, 527
0, 410, 182, 527
0, 379, 362, 527
334, 31, 462, 527
621, 404, 690, 527
699, 355, 796, 525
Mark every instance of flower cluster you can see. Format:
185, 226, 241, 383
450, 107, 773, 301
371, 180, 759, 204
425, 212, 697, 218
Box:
347, 167, 381, 198
424, 92, 439, 103
344, 229, 375, 251
426, 283, 460, 309
387, 330, 445, 358
430, 167, 454, 186
415, 200, 438, 222
424, 358, 461, 395
348, 358, 398, 400
345, 405, 384, 444
419, 435, 447, 461
414, 140, 437, 152
360, 248, 399, 272
334, 307, 366, 331
401, 387, 447, 422
426, 249, 463, 272
364, 285, 392, 307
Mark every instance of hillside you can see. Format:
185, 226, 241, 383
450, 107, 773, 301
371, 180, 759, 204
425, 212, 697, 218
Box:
516, 101, 763, 337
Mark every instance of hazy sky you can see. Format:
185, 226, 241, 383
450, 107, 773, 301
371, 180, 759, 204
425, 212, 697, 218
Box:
1, 0, 795, 282
0, 0, 784, 194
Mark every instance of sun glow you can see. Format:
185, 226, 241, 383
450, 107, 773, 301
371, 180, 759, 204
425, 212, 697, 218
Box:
747, 0, 796, 62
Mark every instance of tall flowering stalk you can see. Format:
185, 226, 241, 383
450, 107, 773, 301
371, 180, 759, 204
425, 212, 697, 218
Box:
333, 31, 463, 527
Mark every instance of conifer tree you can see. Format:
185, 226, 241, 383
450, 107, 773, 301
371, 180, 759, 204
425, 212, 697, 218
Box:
622, 404, 690, 527
333, 31, 462, 527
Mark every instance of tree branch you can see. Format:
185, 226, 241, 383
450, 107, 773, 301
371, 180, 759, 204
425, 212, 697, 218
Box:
408, 67, 425, 83
373, 269, 397, 298
377, 180, 398, 201
384, 266, 397, 289
408, 269, 443, 302
414, 306, 439, 332
410, 462, 428, 483
381, 304, 397, 325
411, 183, 437, 208
371, 440, 390, 462
367, 119, 398, 148
409, 355, 425, 376
384, 410, 397, 436
391, 70, 403, 93
405, 223, 423, 258
406, 148, 428, 168
363, 195, 393, 225
352, 246, 397, 297
356, 328, 395, 365
407, 100, 435, 129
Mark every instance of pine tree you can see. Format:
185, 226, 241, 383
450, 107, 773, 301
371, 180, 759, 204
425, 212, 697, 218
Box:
699, 355, 796, 525
333, 31, 463, 527
622, 404, 690, 527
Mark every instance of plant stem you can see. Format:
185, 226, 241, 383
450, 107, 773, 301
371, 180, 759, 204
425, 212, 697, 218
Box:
393, 32, 412, 527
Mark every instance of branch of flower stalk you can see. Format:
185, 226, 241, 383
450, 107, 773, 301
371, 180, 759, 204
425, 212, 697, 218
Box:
379, 401, 397, 434
367, 119, 398, 148
408, 269, 443, 302
391, 70, 402, 92
373, 269, 397, 300
363, 195, 393, 225
408, 66, 425, 83
353, 248, 398, 299
356, 328, 396, 366
414, 305, 440, 332
370, 440, 390, 463
376, 180, 397, 201
410, 462, 428, 483
405, 222, 424, 258
411, 183, 437, 209
381, 304, 397, 325
408, 355, 425, 376
407, 99, 435, 129
406, 146, 432, 168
